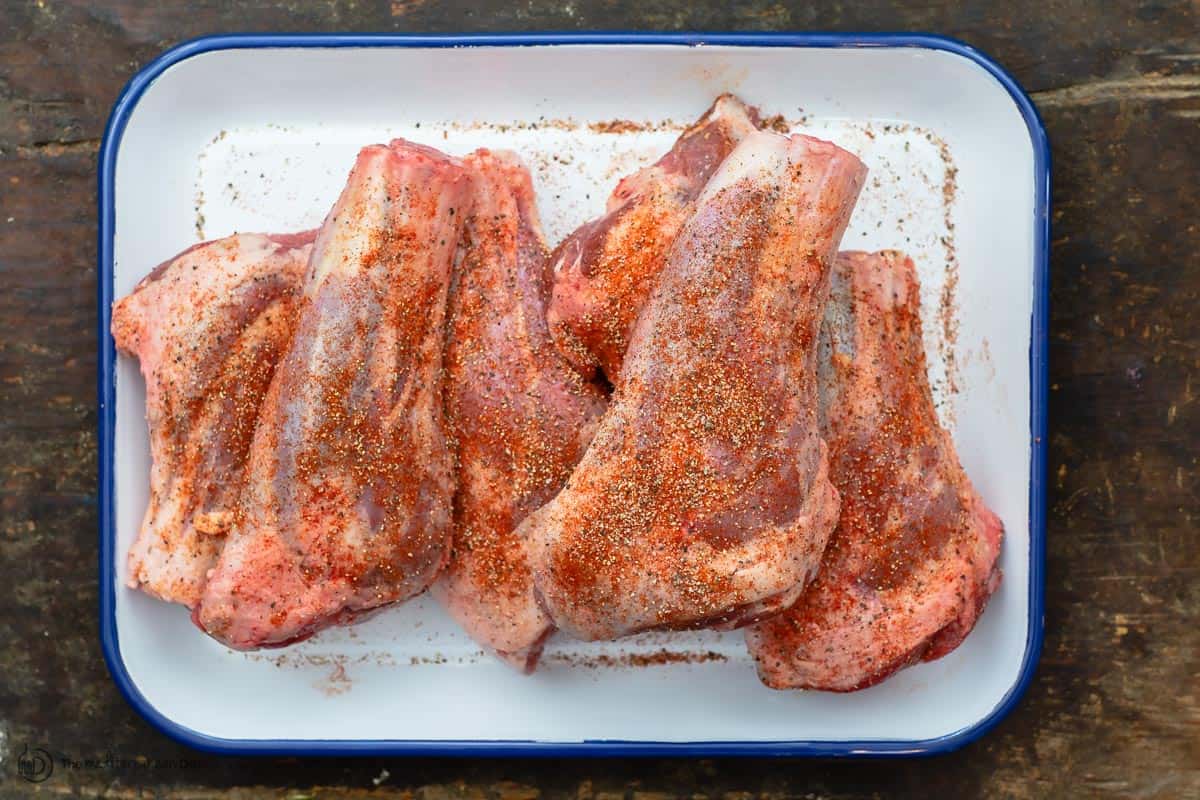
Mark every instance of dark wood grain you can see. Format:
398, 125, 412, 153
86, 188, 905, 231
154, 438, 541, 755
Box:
1, 1, 1197, 798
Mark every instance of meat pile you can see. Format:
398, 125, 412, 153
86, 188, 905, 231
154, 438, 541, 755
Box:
113, 95, 1003, 692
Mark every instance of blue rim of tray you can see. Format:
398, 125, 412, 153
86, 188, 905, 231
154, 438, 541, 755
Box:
97, 31, 1049, 758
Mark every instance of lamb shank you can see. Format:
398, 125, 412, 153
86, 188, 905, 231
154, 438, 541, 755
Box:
547, 94, 761, 382
197, 140, 471, 649
745, 251, 1004, 691
113, 232, 313, 608
522, 130, 866, 640
433, 150, 606, 671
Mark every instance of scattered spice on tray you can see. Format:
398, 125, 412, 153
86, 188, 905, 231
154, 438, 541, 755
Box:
931, 130, 961, 399
542, 648, 729, 669
588, 118, 644, 134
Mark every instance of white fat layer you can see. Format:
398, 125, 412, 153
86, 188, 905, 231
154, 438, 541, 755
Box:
695, 130, 791, 203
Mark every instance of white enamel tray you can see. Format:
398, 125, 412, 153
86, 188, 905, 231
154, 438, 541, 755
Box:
98, 33, 1048, 756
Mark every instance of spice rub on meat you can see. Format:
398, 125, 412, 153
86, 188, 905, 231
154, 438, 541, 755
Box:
522, 130, 866, 641
433, 150, 606, 672
745, 251, 1004, 691
547, 94, 762, 383
197, 141, 471, 649
113, 232, 313, 608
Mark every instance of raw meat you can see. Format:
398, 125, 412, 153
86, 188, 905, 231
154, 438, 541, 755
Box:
745, 251, 1004, 691
522, 130, 866, 641
432, 150, 607, 672
197, 140, 472, 649
112, 232, 313, 607
547, 94, 761, 382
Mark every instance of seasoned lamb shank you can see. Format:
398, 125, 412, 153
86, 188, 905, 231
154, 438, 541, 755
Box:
433, 150, 606, 671
113, 232, 313, 607
197, 140, 471, 649
745, 251, 1004, 691
522, 130, 866, 640
547, 94, 761, 382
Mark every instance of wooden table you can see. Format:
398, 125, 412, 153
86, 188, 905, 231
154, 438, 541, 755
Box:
1, 2, 1196, 797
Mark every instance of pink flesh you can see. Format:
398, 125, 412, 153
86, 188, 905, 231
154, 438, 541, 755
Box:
744, 251, 1004, 691
546, 94, 762, 382
112, 231, 314, 607
431, 150, 606, 672
522, 131, 866, 641
196, 140, 472, 649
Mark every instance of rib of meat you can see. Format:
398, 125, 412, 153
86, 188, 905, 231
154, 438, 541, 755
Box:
547, 94, 761, 381
112, 232, 313, 607
432, 150, 607, 672
745, 251, 1004, 691
522, 131, 866, 641
196, 140, 472, 649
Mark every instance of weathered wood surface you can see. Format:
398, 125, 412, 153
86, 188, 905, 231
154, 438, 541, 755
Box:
1, 1, 1197, 798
